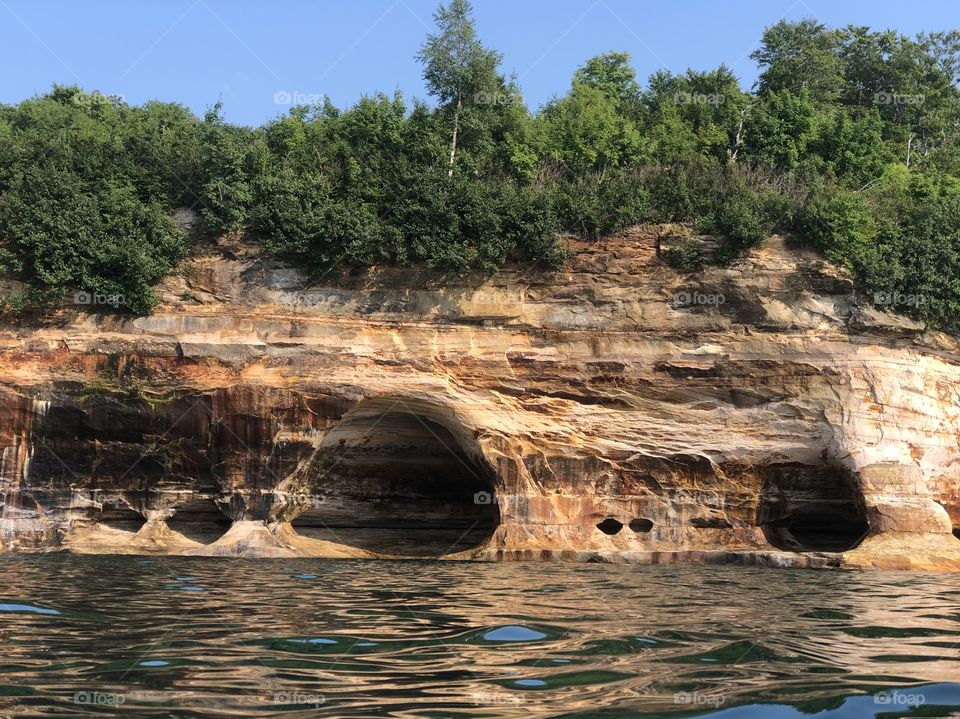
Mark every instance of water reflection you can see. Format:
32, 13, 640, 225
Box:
0, 556, 957, 717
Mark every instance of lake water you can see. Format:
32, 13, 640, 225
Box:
0, 556, 958, 718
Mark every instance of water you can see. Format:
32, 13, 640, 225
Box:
0, 556, 958, 718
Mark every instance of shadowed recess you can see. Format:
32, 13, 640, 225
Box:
292, 404, 499, 557
98, 503, 145, 534
166, 498, 231, 544
759, 465, 870, 552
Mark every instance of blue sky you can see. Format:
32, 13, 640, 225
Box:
1, 0, 957, 126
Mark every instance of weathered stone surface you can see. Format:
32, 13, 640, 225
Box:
0, 227, 958, 569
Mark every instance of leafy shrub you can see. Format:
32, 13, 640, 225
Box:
552, 169, 650, 239
661, 232, 702, 269
800, 187, 880, 272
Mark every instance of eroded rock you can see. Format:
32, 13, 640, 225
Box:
0, 229, 958, 569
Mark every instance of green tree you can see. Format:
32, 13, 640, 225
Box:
742, 90, 817, 169
574, 51, 641, 110
416, 0, 503, 177
752, 19, 846, 104
539, 81, 645, 175
645, 66, 749, 163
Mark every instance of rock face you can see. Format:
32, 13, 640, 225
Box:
1, 227, 959, 569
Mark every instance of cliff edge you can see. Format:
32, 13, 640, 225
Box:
1, 226, 958, 569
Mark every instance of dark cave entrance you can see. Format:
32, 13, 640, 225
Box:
759, 465, 870, 552
166, 498, 231, 544
292, 404, 499, 557
99, 503, 145, 534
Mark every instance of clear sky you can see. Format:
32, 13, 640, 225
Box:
1, 0, 957, 126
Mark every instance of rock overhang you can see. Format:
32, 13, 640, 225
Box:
0, 228, 958, 569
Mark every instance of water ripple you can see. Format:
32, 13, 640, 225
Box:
0, 556, 957, 717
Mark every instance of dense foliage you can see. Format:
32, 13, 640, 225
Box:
1, 2, 960, 329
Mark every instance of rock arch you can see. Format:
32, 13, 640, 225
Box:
166, 498, 231, 544
290, 398, 499, 556
98, 501, 146, 535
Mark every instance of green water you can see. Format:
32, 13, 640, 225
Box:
0, 556, 958, 717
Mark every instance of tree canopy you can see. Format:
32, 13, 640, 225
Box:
1, 2, 960, 332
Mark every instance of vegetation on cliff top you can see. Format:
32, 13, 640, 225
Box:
1, 1, 959, 329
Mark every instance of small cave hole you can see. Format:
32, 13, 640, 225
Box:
167, 498, 231, 544
629, 518, 654, 533
596, 518, 624, 535
99, 504, 145, 534
953, 528, 960, 541
759, 465, 870, 553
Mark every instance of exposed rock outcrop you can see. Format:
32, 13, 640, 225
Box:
1, 227, 958, 569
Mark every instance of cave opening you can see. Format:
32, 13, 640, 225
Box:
166, 498, 231, 544
99, 504, 145, 534
629, 518, 654, 533
596, 518, 623, 535
759, 465, 870, 552
291, 404, 499, 557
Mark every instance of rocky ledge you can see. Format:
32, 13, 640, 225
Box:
1, 226, 959, 569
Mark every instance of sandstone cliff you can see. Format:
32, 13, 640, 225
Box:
1, 226, 958, 569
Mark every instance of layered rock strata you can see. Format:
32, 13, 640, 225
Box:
1, 227, 958, 569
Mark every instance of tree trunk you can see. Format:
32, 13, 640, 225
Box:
448, 97, 462, 178
728, 104, 750, 164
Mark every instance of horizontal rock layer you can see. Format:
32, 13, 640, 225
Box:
1, 228, 959, 569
